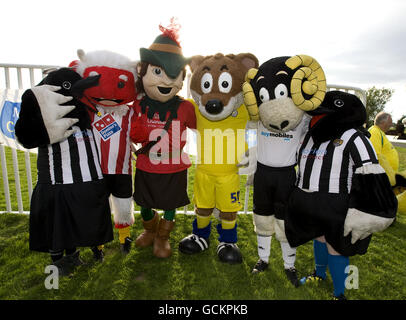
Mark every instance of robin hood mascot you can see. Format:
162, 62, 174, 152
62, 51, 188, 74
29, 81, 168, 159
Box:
130, 19, 196, 258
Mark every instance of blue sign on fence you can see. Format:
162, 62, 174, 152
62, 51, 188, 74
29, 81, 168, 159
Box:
0, 100, 21, 140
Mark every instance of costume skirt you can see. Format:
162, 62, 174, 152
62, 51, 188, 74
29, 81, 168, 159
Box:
285, 188, 371, 256
133, 169, 190, 210
29, 179, 113, 252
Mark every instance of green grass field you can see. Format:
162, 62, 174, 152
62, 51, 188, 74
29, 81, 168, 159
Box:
0, 147, 405, 300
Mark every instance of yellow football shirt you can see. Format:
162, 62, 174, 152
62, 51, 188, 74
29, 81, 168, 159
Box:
190, 100, 249, 176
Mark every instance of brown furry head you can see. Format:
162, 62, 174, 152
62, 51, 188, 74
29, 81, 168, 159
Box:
189, 53, 258, 121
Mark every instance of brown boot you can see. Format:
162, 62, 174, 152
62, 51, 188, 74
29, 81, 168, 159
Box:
153, 218, 175, 258
135, 211, 159, 248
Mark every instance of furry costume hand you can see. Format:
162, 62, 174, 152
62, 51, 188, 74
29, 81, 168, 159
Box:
237, 145, 257, 182
344, 163, 396, 244
17, 84, 79, 148
344, 208, 395, 244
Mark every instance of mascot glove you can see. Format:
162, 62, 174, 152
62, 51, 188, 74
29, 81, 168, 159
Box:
130, 113, 149, 143
237, 146, 257, 180
32, 85, 79, 144
343, 208, 395, 244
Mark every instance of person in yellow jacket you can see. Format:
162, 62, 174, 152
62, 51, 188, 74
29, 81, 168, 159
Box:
369, 111, 406, 215
178, 53, 258, 264
369, 112, 399, 172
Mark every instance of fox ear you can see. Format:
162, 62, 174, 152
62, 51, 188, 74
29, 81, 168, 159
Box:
188, 55, 205, 73
236, 53, 259, 71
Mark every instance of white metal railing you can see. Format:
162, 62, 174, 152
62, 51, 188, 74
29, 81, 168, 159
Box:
0, 63, 56, 214
1, 63, 371, 215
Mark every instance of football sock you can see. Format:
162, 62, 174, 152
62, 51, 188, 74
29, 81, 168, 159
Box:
163, 210, 176, 221
118, 226, 131, 244
192, 218, 211, 239
221, 219, 236, 230
328, 254, 349, 297
141, 207, 154, 221
280, 241, 296, 269
313, 240, 328, 279
217, 223, 237, 243
49, 250, 64, 262
257, 235, 271, 263
196, 214, 211, 229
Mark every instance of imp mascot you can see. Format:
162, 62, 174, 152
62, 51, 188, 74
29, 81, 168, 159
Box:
70, 50, 138, 256
178, 52, 259, 263
130, 20, 196, 258
15, 68, 113, 275
285, 90, 397, 299
239, 55, 326, 286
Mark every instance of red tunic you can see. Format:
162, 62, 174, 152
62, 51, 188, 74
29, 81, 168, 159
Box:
130, 98, 196, 174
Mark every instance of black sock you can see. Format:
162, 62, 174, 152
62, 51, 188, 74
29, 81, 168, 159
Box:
65, 247, 77, 255
49, 250, 64, 262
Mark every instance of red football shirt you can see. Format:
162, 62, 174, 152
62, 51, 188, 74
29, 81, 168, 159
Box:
131, 98, 196, 174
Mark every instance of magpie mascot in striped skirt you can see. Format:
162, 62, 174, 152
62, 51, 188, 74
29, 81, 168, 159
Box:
285, 90, 397, 299
15, 68, 114, 276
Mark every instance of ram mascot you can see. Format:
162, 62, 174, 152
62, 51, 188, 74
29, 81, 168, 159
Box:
285, 90, 397, 299
178, 53, 259, 264
15, 67, 113, 276
70, 50, 138, 257
239, 55, 326, 286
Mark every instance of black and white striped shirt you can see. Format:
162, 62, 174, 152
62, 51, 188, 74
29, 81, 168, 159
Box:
296, 128, 378, 193
37, 127, 103, 185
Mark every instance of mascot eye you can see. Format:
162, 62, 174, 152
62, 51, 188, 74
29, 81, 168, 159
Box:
259, 87, 270, 102
201, 73, 213, 93
334, 99, 344, 108
62, 81, 71, 90
118, 81, 125, 88
274, 84, 288, 99
218, 72, 232, 93
153, 67, 162, 76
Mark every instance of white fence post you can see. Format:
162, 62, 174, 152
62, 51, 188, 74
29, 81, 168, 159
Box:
0, 143, 12, 213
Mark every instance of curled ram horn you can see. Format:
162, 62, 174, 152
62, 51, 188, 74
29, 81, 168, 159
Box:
242, 68, 259, 121
285, 55, 326, 111
77, 49, 86, 61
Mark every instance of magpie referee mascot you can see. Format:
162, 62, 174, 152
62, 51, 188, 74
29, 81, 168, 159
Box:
15, 68, 113, 276
285, 90, 397, 299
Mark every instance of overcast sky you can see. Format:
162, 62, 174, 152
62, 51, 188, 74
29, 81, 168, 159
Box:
2, 0, 406, 120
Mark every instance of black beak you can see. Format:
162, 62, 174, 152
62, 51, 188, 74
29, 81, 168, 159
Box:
71, 75, 101, 99
307, 105, 336, 116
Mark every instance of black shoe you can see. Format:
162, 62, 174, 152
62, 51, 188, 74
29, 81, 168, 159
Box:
179, 234, 209, 254
91, 247, 104, 262
333, 294, 347, 300
285, 267, 300, 288
120, 237, 133, 255
64, 250, 85, 268
252, 259, 269, 274
299, 270, 326, 285
217, 242, 242, 264
52, 257, 73, 277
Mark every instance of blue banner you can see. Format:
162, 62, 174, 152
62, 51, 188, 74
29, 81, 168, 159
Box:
0, 100, 21, 140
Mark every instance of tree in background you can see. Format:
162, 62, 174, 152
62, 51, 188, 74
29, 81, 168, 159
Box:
366, 86, 394, 128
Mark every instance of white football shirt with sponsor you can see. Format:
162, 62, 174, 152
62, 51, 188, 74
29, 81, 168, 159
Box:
257, 115, 310, 167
